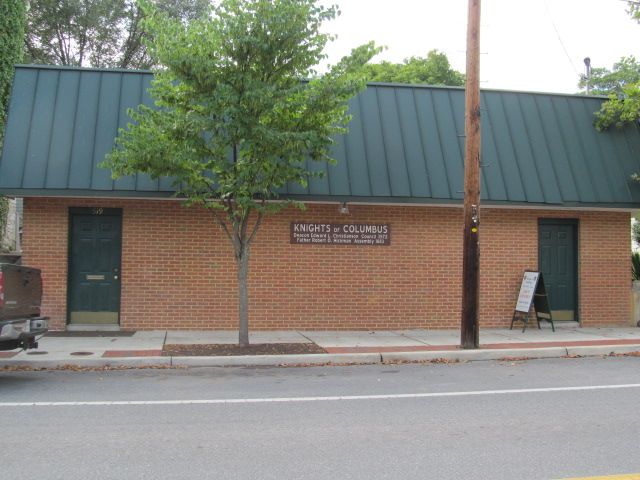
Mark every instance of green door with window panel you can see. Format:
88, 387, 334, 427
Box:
538, 220, 578, 322
68, 209, 122, 325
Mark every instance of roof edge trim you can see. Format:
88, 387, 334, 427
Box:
14, 65, 609, 99
2, 189, 638, 211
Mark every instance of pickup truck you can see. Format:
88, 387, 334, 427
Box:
0, 264, 48, 351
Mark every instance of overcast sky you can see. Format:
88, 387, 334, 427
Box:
319, 0, 639, 94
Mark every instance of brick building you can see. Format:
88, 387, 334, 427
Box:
1, 65, 639, 331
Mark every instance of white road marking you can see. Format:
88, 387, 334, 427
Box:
1, 383, 640, 407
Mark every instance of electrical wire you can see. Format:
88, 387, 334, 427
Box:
543, 0, 580, 76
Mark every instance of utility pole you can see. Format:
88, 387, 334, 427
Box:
584, 57, 591, 95
460, 0, 481, 349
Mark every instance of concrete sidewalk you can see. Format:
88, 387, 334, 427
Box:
2, 324, 640, 368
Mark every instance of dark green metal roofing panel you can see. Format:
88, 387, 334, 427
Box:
113, 73, 142, 191
567, 97, 612, 201
448, 90, 468, 199
359, 88, 391, 196
326, 135, 350, 196
414, 89, 449, 199
23, 69, 58, 188
47, 70, 79, 189
342, 96, 369, 197
516, 94, 563, 204
92, 72, 120, 190
613, 125, 640, 203
502, 92, 546, 202
624, 123, 640, 202
377, 88, 412, 196
530, 95, 579, 202
431, 89, 463, 199
2, 68, 36, 188
68, 71, 100, 189
479, 92, 508, 201
550, 95, 598, 202
395, 88, 429, 197
2, 64, 640, 208
485, 92, 526, 202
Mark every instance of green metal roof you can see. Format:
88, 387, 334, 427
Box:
2, 64, 640, 208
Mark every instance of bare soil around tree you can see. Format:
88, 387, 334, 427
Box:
162, 343, 327, 356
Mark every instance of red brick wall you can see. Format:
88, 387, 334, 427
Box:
21, 198, 632, 330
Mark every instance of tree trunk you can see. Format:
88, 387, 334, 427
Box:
236, 242, 250, 347
215, 208, 262, 348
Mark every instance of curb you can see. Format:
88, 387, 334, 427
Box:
170, 353, 382, 367
2, 344, 639, 369
381, 346, 570, 363
1, 357, 172, 369
565, 344, 640, 357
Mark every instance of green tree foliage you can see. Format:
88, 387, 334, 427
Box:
0, 0, 26, 245
25, 0, 210, 69
633, 220, 640, 247
104, 0, 380, 346
1, 0, 26, 135
630, 0, 640, 21
632, 252, 640, 280
594, 2, 640, 130
579, 56, 640, 96
595, 79, 640, 130
362, 50, 464, 86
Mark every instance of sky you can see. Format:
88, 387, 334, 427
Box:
319, 0, 639, 94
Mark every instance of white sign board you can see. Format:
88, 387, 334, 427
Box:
515, 271, 540, 313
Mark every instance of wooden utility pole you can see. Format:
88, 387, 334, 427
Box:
460, 0, 481, 349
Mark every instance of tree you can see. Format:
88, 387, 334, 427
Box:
630, 0, 640, 21
1, 0, 27, 249
594, 2, 640, 130
579, 56, 640, 96
1, 0, 26, 136
595, 81, 640, 130
103, 0, 379, 346
633, 220, 640, 247
362, 50, 465, 86
25, 0, 210, 69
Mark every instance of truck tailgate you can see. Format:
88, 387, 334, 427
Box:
0, 264, 43, 321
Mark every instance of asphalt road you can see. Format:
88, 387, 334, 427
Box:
1, 356, 639, 480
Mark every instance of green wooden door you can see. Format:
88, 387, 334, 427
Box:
68, 209, 122, 325
538, 220, 578, 322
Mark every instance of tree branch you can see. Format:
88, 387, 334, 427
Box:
240, 209, 249, 244
247, 210, 264, 245
212, 210, 233, 244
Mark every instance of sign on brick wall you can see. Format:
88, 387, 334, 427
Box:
290, 223, 390, 245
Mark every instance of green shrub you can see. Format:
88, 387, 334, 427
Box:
633, 221, 640, 247
632, 252, 640, 281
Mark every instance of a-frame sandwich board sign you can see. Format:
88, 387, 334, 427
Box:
510, 270, 555, 333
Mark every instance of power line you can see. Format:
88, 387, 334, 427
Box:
543, 0, 580, 76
